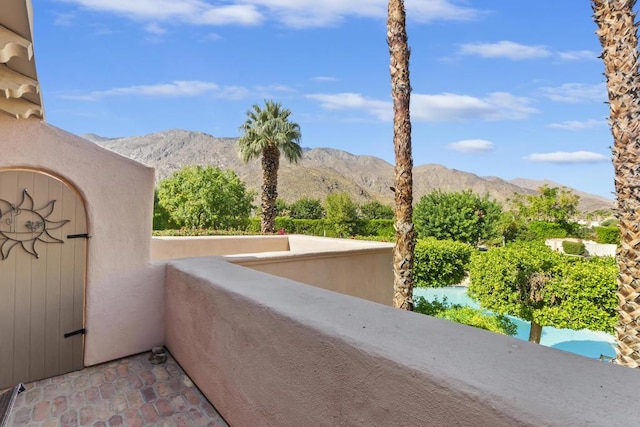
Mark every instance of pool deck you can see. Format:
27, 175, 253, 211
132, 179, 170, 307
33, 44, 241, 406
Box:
4, 351, 228, 426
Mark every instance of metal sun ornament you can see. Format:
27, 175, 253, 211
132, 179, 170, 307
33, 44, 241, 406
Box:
0, 189, 70, 260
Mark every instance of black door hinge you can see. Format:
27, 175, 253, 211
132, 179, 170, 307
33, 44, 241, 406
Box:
64, 328, 86, 338
67, 233, 90, 239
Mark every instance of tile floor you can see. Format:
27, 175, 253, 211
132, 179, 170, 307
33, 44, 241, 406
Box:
4, 350, 229, 426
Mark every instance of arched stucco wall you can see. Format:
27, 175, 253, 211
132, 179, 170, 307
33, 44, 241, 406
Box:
0, 115, 164, 365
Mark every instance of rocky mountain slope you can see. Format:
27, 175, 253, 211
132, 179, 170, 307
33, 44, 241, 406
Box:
85, 129, 614, 213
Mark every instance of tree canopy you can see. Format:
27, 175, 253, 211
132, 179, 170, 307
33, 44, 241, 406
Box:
359, 200, 394, 220
289, 197, 325, 219
156, 166, 253, 230
324, 192, 358, 237
468, 242, 617, 343
413, 189, 502, 245
509, 185, 579, 223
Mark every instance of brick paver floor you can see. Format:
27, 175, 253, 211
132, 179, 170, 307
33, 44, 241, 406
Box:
4, 350, 229, 426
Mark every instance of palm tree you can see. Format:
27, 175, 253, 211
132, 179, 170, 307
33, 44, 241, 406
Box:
593, 0, 640, 367
388, 0, 415, 310
238, 100, 302, 233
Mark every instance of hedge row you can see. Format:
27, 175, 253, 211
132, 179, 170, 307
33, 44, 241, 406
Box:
413, 238, 473, 288
246, 218, 394, 238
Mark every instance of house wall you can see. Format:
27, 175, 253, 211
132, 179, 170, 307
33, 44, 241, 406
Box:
0, 116, 163, 366
165, 257, 640, 427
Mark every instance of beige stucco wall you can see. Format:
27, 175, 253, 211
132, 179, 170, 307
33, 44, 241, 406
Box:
165, 257, 640, 427
0, 116, 162, 366
151, 235, 394, 305
151, 235, 290, 260
231, 250, 393, 305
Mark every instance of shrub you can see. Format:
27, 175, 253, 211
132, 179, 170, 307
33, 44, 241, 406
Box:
527, 221, 568, 239
414, 296, 517, 336
562, 240, 585, 256
414, 238, 473, 287
594, 226, 620, 245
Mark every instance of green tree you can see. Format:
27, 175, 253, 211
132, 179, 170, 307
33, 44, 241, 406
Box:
359, 200, 394, 220
468, 242, 617, 343
157, 166, 253, 230
153, 189, 176, 230
510, 185, 579, 224
289, 197, 325, 219
414, 189, 502, 245
238, 100, 302, 233
414, 296, 517, 336
324, 192, 358, 237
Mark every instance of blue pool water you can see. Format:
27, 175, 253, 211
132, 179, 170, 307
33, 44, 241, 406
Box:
414, 286, 617, 360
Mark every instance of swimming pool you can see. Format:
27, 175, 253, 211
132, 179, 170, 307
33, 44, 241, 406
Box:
414, 286, 617, 360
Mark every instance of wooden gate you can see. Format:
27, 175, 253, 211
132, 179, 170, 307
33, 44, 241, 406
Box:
0, 170, 86, 388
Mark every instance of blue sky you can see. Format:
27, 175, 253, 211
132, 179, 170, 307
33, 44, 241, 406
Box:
34, 1, 615, 199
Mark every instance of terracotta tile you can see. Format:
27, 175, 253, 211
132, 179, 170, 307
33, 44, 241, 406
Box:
110, 394, 127, 413
184, 388, 201, 405
152, 365, 170, 381
68, 390, 86, 410
117, 365, 129, 378
156, 398, 174, 416
52, 396, 68, 416
103, 368, 117, 382
141, 386, 157, 402
89, 372, 104, 386
25, 387, 43, 404
79, 407, 95, 426
60, 409, 79, 427
155, 382, 172, 398
126, 390, 144, 409
138, 370, 156, 385
94, 401, 111, 421
85, 387, 100, 404
171, 395, 188, 412
33, 400, 51, 422
107, 414, 123, 426
172, 412, 192, 427
140, 402, 159, 423
11, 406, 31, 425
124, 408, 144, 427
98, 382, 115, 400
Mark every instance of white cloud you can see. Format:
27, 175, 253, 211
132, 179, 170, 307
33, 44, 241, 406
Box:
307, 91, 537, 122
59, 0, 482, 28
412, 92, 537, 121
524, 151, 609, 164
448, 139, 494, 153
54, 12, 76, 26
557, 50, 598, 61
62, 81, 294, 101
58, 0, 263, 26
63, 80, 227, 101
306, 93, 392, 121
539, 83, 606, 103
144, 23, 167, 35
312, 76, 339, 82
548, 119, 606, 131
458, 41, 551, 60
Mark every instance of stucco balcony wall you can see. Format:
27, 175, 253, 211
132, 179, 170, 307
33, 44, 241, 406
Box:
152, 235, 394, 305
165, 257, 639, 427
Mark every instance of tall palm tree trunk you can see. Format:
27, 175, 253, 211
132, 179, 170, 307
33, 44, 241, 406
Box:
388, 0, 414, 310
261, 146, 280, 233
593, 0, 640, 367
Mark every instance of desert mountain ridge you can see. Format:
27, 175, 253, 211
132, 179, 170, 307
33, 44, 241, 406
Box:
84, 129, 614, 213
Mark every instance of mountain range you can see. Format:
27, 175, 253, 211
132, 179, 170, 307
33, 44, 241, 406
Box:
84, 129, 614, 213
